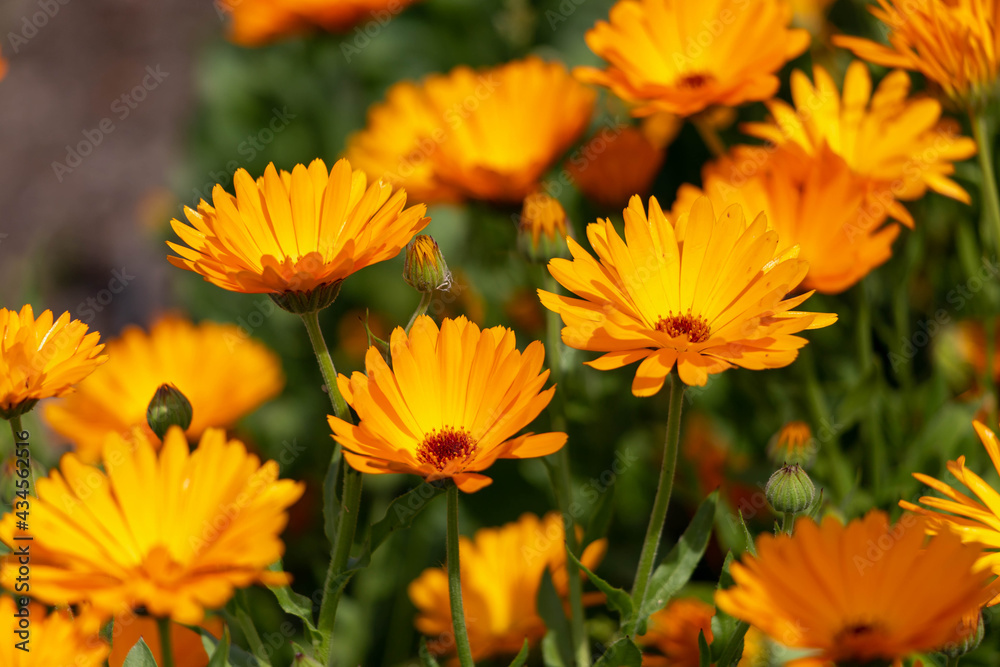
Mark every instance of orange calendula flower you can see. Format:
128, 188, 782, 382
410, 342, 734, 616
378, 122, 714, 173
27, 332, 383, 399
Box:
224, 0, 422, 46
520, 191, 570, 261
638, 597, 765, 667
742, 62, 976, 221
168, 157, 429, 312
767, 420, 815, 467
575, 0, 809, 117
538, 196, 837, 392
566, 125, 666, 211
0, 305, 107, 419
345, 57, 595, 204
671, 144, 902, 294
716, 511, 993, 663
0, 427, 304, 624
109, 615, 224, 667
0, 597, 107, 666
834, 0, 1000, 109
790, 0, 836, 34
328, 315, 566, 492
43, 315, 284, 463
901, 420, 1000, 605
409, 512, 606, 661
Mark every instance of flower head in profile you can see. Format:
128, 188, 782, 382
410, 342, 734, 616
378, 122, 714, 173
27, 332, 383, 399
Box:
0, 305, 107, 419
716, 511, 993, 663
168, 157, 429, 312
575, 0, 809, 117
638, 597, 765, 667
566, 125, 666, 211
520, 191, 570, 261
42, 315, 284, 463
671, 144, 903, 294
767, 420, 816, 467
0, 597, 107, 667
344, 57, 595, 204
538, 196, 836, 392
741, 62, 977, 218
901, 420, 1000, 605
409, 512, 606, 661
0, 427, 304, 624
223, 0, 422, 46
328, 315, 566, 492
834, 0, 1000, 109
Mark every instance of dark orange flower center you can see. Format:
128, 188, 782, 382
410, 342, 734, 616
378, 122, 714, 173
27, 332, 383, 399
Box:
416, 427, 477, 471
655, 312, 711, 343
677, 72, 715, 90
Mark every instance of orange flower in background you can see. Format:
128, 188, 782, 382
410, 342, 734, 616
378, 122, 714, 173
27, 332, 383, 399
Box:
575, 0, 809, 117
329, 316, 566, 492
790, 0, 836, 34
566, 125, 666, 210
901, 420, 1000, 604
43, 315, 284, 463
638, 597, 766, 667
0, 597, 107, 666
0, 427, 304, 624
168, 158, 429, 312
834, 0, 1000, 109
671, 144, 902, 294
716, 511, 992, 663
681, 413, 757, 511
109, 616, 224, 667
951, 319, 1000, 391
409, 512, 606, 661
768, 420, 816, 467
0, 48, 7, 82
0, 305, 107, 419
520, 191, 570, 260
538, 196, 837, 391
741, 62, 976, 223
344, 57, 595, 204
224, 0, 423, 46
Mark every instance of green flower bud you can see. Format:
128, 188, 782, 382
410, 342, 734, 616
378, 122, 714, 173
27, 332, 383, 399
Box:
404, 235, 452, 293
146, 383, 193, 440
269, 280, 343, 314
519, 191, 570, 262
940, 610, 984, 658
765, 464, 815, 515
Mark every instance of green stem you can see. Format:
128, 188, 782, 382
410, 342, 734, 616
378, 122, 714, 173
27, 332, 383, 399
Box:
986, 318, 998, 428
946, 656, 961, 667
156, 617, 175, 667
8, 416, 34, 498
624, 373, 685, 637
781, 512, 794, 535
856, 282, 873, 374
235, 591, 271, 666
856, 285, 886, 501
446, 483, 475, 667
802, 352, 852, 502
693, 118, 726, 158
406, 292, 433, 332
300, 311, 352, 422
972, 110, 1000, 265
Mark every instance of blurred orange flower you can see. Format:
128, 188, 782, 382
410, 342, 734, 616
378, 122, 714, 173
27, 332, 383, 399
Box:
576, 0, 808, 117
409, 512, 606, 661
566, 125, 666, 210
43, 315, 284, 463
671, 144, 902, 294
742, 62, 976, 223
834, 0, 1000, 109
0, 305, 107, 419
538, 196, 836, 391
168, 158, 429, 312
790, 0, 836, 34
328, 316, 566, 492
345, 57, 595, 204
109, 616, 224, 667
638, 597, 766, 666
520, 191, 570, 260
224, 0, 422, 46
0, 597, 107, 666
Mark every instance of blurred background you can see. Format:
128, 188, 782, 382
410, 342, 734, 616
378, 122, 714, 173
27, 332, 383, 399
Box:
3, 0, 1000, 665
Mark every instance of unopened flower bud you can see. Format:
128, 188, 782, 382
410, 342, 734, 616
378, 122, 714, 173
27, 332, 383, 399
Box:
519, 192, 570, 261
146, 383, 193, 440
767, 421, 816, 468
941, 610, 985, 658
404, 235, 452, 293
765, 464, 815, 515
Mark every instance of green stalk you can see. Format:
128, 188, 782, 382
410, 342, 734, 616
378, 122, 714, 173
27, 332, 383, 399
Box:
856, 285, 886, 501
8, 416, 34, 498
156, 617, 175, 667
544, 274, 589, 667
300, 311, 362, 664
802, 352, 852, 502
693, 118, 726, 158
623, 373, 685, 637
406, 292, 433, 332
446, 483, 475, 667
986, 318, 998, 428
972, 111, 1000, 266
235, 591, 271, 666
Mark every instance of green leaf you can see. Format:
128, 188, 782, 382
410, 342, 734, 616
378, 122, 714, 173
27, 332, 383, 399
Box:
582, 481, 616, 549
122, 638, 158, 667
736, 510, 757, 557
536, 569, 574, 667
710, 551, 750, 666
593, 637, 642, 667
418, 637, 442, 667
266, 561, 319, 644
206, 626, 231, 667
638, 491, 718, 622
195, 625, 258, 667
351, 482, 447, 570
541, 631, 566, 667
507, 639, 530, 667
566, 549, 633, 622
698, 630, 711, 667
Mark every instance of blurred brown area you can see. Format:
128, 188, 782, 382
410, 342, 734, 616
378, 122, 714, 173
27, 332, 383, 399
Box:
0, 0, 216, 335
